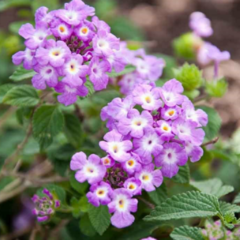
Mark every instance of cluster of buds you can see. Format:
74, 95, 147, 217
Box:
70, 79, 208, 228
12, 0, 127, 106
202, 220, 240, 240
32, 188, 60, 222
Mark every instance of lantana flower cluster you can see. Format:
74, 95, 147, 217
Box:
12, 0, 126, 106
116, 45, 165, 95
202, 220, 240, 240
32, 188, 60, 222
70, 79, 208, 228
189, 12, 230, 78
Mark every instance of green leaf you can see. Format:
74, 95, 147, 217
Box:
37, 184, 66, 203
170, 226, 204, 240
9, 66, 36, 82
148, 182, 168, 205
33, 105, 64, 150
197, 106, 221, 141
190, 178, 234, 198
69, 171, 88, 194
79, 214, 97, 237
0, 84, 14, 103
71, 196, 91, 218
107, 64, 136, 78
174, 63, 203, 91
172, 164, 190, 184
219, 201, 240, 215
88, 205, 111, 235
0, 176, 14, 191
206, 78, 228, 98
3, 85, 39, 107
233, 193, 240, 204
144, 191, 220, 222
64, 114, 82, 148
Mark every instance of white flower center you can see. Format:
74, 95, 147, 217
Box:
116, 195, 128, 212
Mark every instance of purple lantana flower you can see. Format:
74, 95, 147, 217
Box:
155, 142, 188, 178
161, 106, 181, 121
35, 39, 71, 68
92, 30, 120, 57
172, 118, 205, 146
74, 20, 95, 42
99, 129, 133, 162
185, 142, 203, 162
135, 163, 163, 192
32, 188, 60, 222
117, 109, 153, 138
101, 155, 115, 168
51, 20, 73, 40
182, 98, 208, 127
121, 153, 142, 175
132, 84, 162, 111
56, 0, 95, 26
156, 120, 174, 142
61, 53, 88, 87
133, 127, 163, 164
160, 79, 184, 107
189, 12, 213, 37
108, 188, 138, 228
55, 81, 88, 106
70, 152, 106, 184
19, 23, 50, 49
86, 181, 112, 207
12, 48, 36, 70
32, 64, 59, 90
134, 55, 165, 82
123, 177, 142, 196
89, 57, 111, 91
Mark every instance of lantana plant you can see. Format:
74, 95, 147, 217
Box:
0, 0, 239, 239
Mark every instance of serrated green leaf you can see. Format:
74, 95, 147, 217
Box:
170, 226, 204, 240
190, 178, 234, 198
219, 201, 240, 215
71, 197, 82, 218
144, 191, 220, 222
79, 214, 96, 237
233, 193, 240, 204
88, 205, 111, 235
64, 114, 82, 148
107, 64, 136, 78
148, 182, 168, 205
174, 63, 203, 91
33, 105, 64, 150
206, 78, 228, 98
0, 84, 14, 103
3, 85, 39, 107
69, 171, 88, 194
172, 164, 190, 184
9, 66, 36, 82
197, 106, 221, 141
